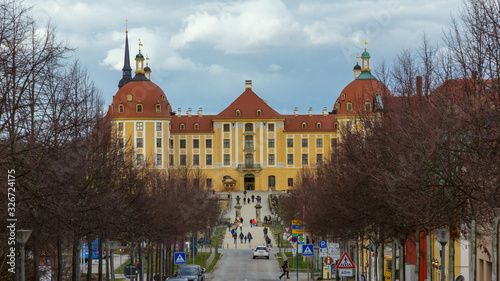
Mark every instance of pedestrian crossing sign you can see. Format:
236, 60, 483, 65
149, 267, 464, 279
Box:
174, 252, 186, 265
302, 244, 314, 256
336, 251, 355, 269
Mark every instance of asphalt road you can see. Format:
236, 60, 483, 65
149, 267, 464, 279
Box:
209, 248, 283, 281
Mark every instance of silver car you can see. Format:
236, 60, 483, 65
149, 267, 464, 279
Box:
166, 278, 188, 281
252, 246, 270, 259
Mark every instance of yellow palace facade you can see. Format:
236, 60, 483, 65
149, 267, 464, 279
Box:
106, 32, 386, 191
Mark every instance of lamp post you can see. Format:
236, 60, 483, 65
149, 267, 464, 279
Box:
16, 230, 32, 281
492, 208, 500, 281
434, 229, 449, 281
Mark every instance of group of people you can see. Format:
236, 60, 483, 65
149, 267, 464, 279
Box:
228, 217, 254, 245
263, 215, 272, 224
242, 190, 256, 205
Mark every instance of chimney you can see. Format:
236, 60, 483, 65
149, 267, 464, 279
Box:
308, 107, 313, 116
322, 107, 328, 116
197, 107, 203, 117
177, 108, 181, 117
416, 76, 423, 97
245, 80, 252, 90
294, 107, 298, 116
187, 107, 192, 117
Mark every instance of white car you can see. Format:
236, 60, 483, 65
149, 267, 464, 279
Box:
252, 246, 270, 259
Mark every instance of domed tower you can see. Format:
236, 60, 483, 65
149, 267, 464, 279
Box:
353, 53, 362, 79
144, 55, 152, 80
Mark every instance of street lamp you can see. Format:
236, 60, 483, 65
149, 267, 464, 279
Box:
16, 230, 32, 281
433, 229, 449, 281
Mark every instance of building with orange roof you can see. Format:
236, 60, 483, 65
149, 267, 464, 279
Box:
107, 32, 388, 191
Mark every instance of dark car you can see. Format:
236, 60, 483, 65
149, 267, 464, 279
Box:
166, 278, 188, 281
175, 264, 205, 281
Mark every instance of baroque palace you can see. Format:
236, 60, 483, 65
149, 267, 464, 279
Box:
106, 30, 387, 192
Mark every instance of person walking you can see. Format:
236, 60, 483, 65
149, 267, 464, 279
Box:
263, 227, 268, 238
244, 190, 247, 198
247, 198, 250, 204
279, 259, 289, 279
239, 232, 244, 244
252, 218, 256, 227
244, 235, 247, 244
233, 232, 237, 244
251, 194, 255, 202
247, 232, 253, 244
240, 217, 243, 224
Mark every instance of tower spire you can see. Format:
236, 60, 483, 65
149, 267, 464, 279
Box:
118, 20, 132, 89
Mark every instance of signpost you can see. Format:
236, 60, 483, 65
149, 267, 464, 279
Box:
174, 252, 186, 278
123, 264, 138, 279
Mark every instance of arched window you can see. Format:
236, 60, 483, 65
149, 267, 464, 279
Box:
236, 110, 241, 116
245, 123, 253, 132
180, 123, 185, 130
156, 104, 161, 113
257, 109, 262, 116
302, 122, 307, 129
119, 104, 124, 113
268, 176, 275, 187
341, 93, 346, 100
245, 153, 254, 167
316, 122, 322, 129
245, 135, 253, 148
127, 94, 133, 102
194, 123, 199, 130
161, 95, 166, 101
137, 104, 143, 113
335, 102, 341, 110
334, 122, 338, 129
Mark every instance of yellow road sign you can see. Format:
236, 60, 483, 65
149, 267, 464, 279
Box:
292, 220, 303, 225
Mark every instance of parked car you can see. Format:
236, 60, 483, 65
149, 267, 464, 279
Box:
166, 278, 188, 281
252, 246, 270, 259
175, 264, 205, 281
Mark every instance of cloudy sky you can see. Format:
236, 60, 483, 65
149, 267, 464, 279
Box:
26, 0, 462, 115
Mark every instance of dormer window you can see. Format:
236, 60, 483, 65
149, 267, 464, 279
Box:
335, 102, 341, 110
180, 123, 185, 130
302, 122, 307, 129
161, 95, 166, 102
334, 122, 338, 129
194, 123, 199, 130
365, 102, 372, 111
137, 104, 143, 113
347, 102, 353, 112
257, 109, 262, 116
119, 104, 124, 113
127, 94, 133, 102
341, 93, 346, 101
236, 110, 241, 116
316, 122, 322, 129
156, 104, 161, 113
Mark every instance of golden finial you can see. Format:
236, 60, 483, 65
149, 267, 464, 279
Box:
364, 38, 368, 51
138, 39, 142, 52
356, 53, 359, 64
146, 54, 149, 65
126, 19, 128, 33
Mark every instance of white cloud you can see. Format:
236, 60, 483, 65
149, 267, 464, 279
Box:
268, 64, 282, 71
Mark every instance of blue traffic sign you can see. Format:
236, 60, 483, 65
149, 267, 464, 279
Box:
174, 252, 186, 265
319, 240, 327, 248
302, 244, 314, 256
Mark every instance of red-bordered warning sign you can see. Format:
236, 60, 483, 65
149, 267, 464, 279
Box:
335, 251, 355, 269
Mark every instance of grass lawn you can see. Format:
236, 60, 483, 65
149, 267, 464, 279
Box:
211, 226, 226, 248
276, 252, 311, 272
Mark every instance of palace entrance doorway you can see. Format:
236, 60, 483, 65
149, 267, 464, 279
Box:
244, 174, 255, 190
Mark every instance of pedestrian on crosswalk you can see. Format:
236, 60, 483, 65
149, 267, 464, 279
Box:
279, 259, 289, 279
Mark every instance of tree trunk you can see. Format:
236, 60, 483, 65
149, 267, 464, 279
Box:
87, 237, 93, 281
449, 234, 454, 281
106, 240, 110, 281
139, 242, 144, 281
399, 238, 405, 281
426, 229, 432, 281
33, 229, 39, 281
492, 217, 499, 281
377, 242, 384, 281
57, 235, 63, 281
470, 218, 476, 281
98, 238, 103, 281
415, 228, 420, 281
392, 240, 397, 281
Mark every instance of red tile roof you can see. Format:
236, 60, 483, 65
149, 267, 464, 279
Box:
334, 78, 391, 115
216, 88, 283, 119
170, 115, 215, 133
283, 114, 337, 132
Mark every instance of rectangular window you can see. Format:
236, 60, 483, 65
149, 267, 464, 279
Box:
206, 178, 212, 188
317, 138, 323, 148
136, 122, 143, 131
224, 139, 230, 148
156, 154, 162, 165
193, 155, 199, 166
269, 154, 275, 165
137, 154, 144, 165
206, 154, 212, 165
287, 139, 293, 148
206, 139, 212, 148
193, 139, 199, 149
317, 154, 323, 164
346, 121, 353, 131
170, 139, 174, 148
118, 138, 124, 148
268, 139, 275, 148
180, 139, 186, 149
288, 178, 293, 187
224, 124, 230, 132
268, 123, 274, 131
169, 155, 174, 166
156, 138, 161, 148
302, 154, 308, 165
287, 154, 293, 165
118, 122, 124, 131
224, 154, 230, 165
268, 176, 275, 187
180, 155, 186, 166
331, 138, 338, 147
302, 139, 308, 148
137, 138, 143, 148
156, 122, 162, 131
